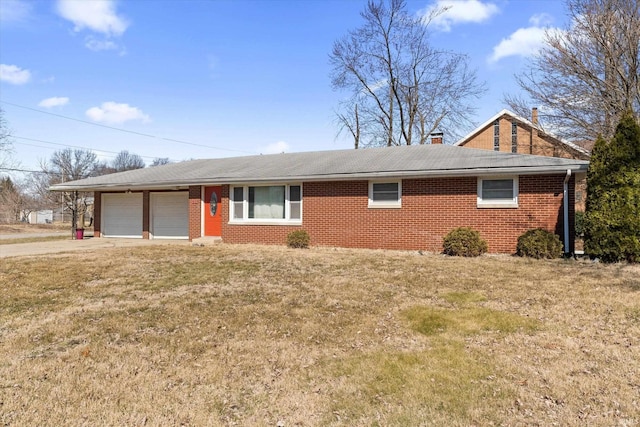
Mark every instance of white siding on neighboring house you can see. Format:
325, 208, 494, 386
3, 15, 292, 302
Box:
27, 210, 53, 224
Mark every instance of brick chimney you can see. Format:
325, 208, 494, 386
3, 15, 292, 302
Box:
430, 131, 443, 144
532, 107, 539, 126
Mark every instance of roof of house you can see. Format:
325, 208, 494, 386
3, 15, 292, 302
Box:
454, 109, 591, 157
50, 144, 589, 192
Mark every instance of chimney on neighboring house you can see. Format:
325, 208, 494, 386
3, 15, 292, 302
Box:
430, 131, 443, 144
532, 107, 539, 126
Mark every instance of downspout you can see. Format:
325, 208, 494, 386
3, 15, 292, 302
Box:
563, 169, 572, 256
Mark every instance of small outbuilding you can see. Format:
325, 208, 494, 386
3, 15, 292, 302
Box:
50, 144, 589, 254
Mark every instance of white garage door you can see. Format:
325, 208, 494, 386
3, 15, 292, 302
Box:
150, 192, 189, 239
102, 193, 143, 238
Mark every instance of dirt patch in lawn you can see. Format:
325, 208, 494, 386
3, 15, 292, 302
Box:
1, 244, 638, 425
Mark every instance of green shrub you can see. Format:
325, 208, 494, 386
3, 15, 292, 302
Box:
287, 230, 310, 249
575, 211, 585, 237
516, 228, 563, 259
584, 112, 640, 263
442, 227, 488, 257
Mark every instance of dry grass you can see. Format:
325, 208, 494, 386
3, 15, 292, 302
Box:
1, 244, 639, 426
0, 235, 70, 245
0, 223, 70, 234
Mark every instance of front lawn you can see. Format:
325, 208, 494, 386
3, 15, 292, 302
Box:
0, 235, 70, 245
1, 244, 638, 425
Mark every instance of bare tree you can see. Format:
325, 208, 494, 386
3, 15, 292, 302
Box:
39, 149, 98, 238
0, 176, 22, 223
335, 102, 362, 149
0, 108, 16, 171
330, 0, 485, 148
92, 161, 116, 176
112, 150, 145, 172
506, 0, 640, 142
150, 157, 171, 167
1, 177, 43, 224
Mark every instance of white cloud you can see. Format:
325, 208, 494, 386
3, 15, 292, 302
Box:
422, 0, 499, 32
85, 36, 118, 52
529, 13, 553, 27
263, 141, 290, 154
56, 0, 128, 36
86, 102, 150, 124
0, 0, 32, 24
0, 64, 31, 84
38, 97, 69, 108
489, 27, 547, 62
488, 15, 559, 63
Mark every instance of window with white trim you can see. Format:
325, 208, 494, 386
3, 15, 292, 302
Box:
232, 187, 244, 220
230, 184, 302, 223
477, 177, 518, 208
493, 119, 500, 151
368, 181, 401, 208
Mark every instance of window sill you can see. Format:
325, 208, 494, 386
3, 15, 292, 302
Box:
228, 220, 302, 226
368, 203, 402, 209
477, 202, 518, 209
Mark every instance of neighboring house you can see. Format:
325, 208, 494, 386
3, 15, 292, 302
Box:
50, 144, 589, 254
453, 108, 591, 211
26, 210, 53, 224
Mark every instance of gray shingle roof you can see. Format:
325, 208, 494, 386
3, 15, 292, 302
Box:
50, 144, 589, 191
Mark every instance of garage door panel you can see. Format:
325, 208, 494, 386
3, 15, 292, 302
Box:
102, 193, 143, 238
151, 192, 188, 239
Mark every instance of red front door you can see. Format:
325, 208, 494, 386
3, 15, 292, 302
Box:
204, 186, 222, 236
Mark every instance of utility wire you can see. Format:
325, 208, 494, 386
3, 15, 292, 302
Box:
0, 167, 60, 175
12, 136, 172, 161
0, 100, 255, 154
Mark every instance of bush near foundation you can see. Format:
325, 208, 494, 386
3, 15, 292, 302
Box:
442, 227, 488, 257
287, 230, 310, 249
575, 211, 585, 237
516, 228, 563, 259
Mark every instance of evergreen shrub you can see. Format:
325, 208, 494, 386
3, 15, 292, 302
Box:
442, 227, 488, 257
584, 112, 640, 263
287, 230, 310, 249
516, 228, 563, 259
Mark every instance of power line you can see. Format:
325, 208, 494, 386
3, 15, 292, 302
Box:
0, 167, 59, 175
0, 100, 255, 154
12, 136, 172, 161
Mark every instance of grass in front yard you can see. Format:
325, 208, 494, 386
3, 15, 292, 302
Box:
0, 235, 70, 245
1, 244, 639, 426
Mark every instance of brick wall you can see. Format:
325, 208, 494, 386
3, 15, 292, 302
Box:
93, 191, 101, 238
460, 115, 587, 216
461, 115, 589, 160
217, 175, 575, 254
188, 186, 202, 240
142, 191, 150, 239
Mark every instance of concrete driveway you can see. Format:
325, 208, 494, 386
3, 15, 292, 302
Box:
0, 237, 191, 258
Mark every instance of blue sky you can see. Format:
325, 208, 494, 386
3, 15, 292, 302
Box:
0, 0, 568, 172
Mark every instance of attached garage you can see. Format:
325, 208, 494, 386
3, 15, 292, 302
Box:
101, 193, 143, 238
150, 191, 189, 239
